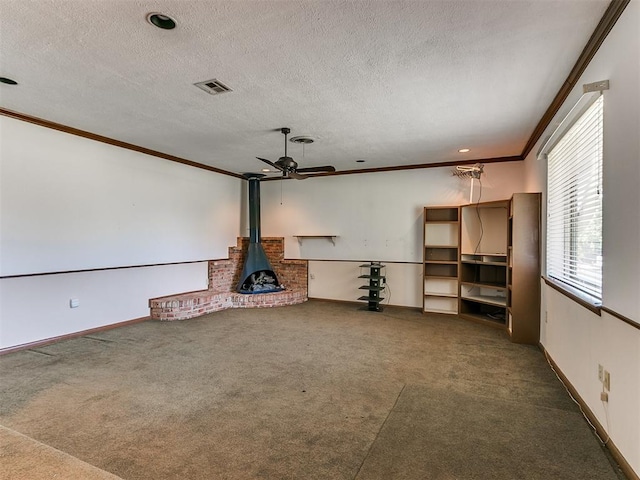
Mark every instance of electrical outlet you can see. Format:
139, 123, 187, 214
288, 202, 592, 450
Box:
309, 273, 315, 280
598, 364, 604, 382
604, 370, 611, 391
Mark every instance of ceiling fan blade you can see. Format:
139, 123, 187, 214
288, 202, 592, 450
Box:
256, 157, 285, 172
288, 171, 308, 180
296, 165, 336, 173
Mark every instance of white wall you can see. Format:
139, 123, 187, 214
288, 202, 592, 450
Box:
0, 117, 242, 349
308, 261, 423, 308
0, 117, 240, 274
260, 163, 525, 307
524, 1, 639, 474
0, 263, 208, 348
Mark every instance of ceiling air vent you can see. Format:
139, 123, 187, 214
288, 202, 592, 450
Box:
194, 78, 232, 96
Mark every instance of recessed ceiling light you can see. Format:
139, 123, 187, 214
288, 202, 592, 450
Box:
147, 13, 176, 30
356, 159, 366, 163
261, 168, 271, 172
458, 148, 470, 153
0, 77, 18, 85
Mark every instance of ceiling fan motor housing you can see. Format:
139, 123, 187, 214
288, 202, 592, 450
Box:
277, 156, 298, 172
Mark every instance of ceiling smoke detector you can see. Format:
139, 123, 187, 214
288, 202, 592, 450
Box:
194, 79, 233, 96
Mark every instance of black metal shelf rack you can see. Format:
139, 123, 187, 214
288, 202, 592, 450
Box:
357, 263, 386, 312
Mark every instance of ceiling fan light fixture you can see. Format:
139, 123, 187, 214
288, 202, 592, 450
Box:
147, 13, 176, 30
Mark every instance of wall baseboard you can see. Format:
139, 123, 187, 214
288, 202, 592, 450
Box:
540, 345, 639, 480
0, 316, 150, 356
308, 297, 421, 311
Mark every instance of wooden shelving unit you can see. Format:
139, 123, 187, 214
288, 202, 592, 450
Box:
421, 195, 541, 344
423, 206, 460, 314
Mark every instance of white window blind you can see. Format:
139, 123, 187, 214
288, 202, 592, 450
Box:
547, 94, 603, 301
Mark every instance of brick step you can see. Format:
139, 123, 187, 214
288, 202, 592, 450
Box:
150, 237, 308, 321
149, 289, 307, 321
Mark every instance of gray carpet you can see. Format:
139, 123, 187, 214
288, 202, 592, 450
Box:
0, 300, 626, 479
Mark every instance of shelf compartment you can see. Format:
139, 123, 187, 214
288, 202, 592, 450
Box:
424, 223, 459, 247
425, 263, 458, 278
460, 284, 507, 307
460, 203, 508, 255
425, 208, 459, 222
459, 299, 507, 325
424, 277, 458, 296
425, 247, 458, 262
460, 281, 507, 290
460, 263, 506, 285
424, 296, 458, 314
461, 253, 507, 265
460, 294, 507, 308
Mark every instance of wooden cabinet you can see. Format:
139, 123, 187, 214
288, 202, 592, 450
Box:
422, 207, 460, 314
421, 194, 541, 345
507, 193, 541, 344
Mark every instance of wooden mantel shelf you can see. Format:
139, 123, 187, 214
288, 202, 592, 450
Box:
293, 235, 338, 246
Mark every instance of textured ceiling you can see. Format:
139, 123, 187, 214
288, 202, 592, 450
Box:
0, 0, 610, 177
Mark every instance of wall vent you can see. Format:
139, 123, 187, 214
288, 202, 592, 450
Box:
194, 78, 232, 96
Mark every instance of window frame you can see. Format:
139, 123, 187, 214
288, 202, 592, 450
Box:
543, 91, 604, 307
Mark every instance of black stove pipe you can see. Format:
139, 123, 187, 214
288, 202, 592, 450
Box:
236, 173, 283, 294
247, 175, 261, 243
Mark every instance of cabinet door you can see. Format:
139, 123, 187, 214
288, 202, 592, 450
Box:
509, 193, 541, 344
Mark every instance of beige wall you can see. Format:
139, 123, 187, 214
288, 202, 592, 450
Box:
524, 1, 639, 475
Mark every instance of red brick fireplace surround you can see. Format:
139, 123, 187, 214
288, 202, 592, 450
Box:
149, 238, 308, 321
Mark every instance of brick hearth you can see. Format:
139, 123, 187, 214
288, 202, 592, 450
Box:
149, 237, 308, 321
